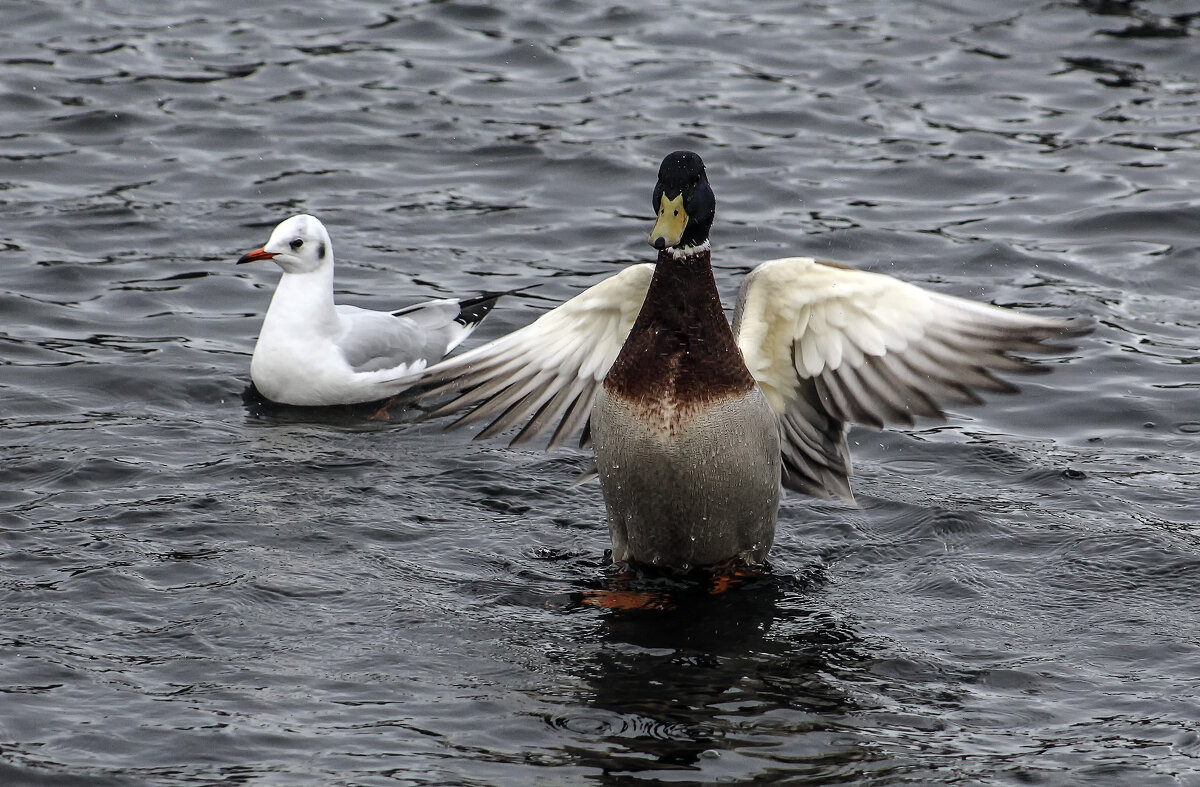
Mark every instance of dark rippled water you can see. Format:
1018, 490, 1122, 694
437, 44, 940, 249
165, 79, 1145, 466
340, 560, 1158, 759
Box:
3, 1, 1199, 784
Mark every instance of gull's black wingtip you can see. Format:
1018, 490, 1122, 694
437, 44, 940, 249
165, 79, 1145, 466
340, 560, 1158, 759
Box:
455, 284, 541, 328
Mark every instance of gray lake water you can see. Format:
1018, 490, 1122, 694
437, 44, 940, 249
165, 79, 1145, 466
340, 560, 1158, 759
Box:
3, 0, 1200, 784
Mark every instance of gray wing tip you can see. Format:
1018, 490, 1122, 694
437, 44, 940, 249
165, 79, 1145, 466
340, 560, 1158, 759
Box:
1059, 317, 1094, 336
1031, 315, 1094, 343
782, 465, 856, 504
999, 316, 1093, 358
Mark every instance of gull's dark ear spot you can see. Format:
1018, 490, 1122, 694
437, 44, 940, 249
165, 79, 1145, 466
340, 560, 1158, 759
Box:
317, 242, 327, 259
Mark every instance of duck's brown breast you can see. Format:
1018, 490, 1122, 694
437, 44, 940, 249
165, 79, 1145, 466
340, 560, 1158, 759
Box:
603, 248, 757, 433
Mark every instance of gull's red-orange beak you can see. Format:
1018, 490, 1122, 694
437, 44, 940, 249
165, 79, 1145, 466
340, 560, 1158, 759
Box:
237, 247, 276, 265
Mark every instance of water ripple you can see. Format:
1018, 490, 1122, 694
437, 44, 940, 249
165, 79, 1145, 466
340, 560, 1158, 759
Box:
2, 0, 1199, 784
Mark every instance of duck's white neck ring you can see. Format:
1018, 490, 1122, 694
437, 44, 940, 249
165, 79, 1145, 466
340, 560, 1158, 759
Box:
664, 240, 710, 260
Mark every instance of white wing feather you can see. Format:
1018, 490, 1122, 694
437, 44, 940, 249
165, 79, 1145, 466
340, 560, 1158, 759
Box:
733, 256, 1086, 499
399, 264, 655, 450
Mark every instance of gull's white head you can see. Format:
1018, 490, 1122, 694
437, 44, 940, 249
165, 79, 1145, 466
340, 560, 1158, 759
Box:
237, 214, 334, 275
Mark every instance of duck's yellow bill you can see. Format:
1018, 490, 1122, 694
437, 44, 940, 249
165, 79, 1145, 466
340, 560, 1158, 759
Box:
649, 193, 688, 248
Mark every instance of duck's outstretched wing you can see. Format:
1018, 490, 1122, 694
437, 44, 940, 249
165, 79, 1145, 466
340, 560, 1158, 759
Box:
732, 256, 1089, 501
397, 264, 655, 451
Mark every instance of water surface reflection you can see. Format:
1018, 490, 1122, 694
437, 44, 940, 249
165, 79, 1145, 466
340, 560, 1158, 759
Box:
554, 574, 898, 782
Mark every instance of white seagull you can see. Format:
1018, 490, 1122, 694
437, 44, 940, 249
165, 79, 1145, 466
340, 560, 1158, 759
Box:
395, 152, 1088, 572
238, 214, 508, 406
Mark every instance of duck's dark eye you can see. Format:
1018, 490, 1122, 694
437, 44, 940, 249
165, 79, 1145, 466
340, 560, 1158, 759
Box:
290, 238, 304, 250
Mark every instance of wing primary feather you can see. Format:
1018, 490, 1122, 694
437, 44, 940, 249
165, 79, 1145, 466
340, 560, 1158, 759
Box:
454, 370, 558, 434
891, 350, 987, 406
513, 376, 592, 447
545, 387, 594, 451
812, 375, 854, 424
412, 356, 510, 403
842, 360, 918, 427
426, 366, 533, 420
475, 371, 568, 441
875, 353, 947, 420
826, 368, 887, 429
780, 410, 850, 477
915, 341, 1018, 394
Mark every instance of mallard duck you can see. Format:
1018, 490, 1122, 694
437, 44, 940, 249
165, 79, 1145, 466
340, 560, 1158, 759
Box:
237, 214, 508, 406
397, 151, 1086, 571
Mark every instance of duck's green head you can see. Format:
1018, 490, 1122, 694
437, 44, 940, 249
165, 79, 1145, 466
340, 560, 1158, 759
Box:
648, 150, 715, 252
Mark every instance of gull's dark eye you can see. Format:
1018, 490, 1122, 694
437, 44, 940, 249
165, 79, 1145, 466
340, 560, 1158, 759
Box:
290, 238, 304, 250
